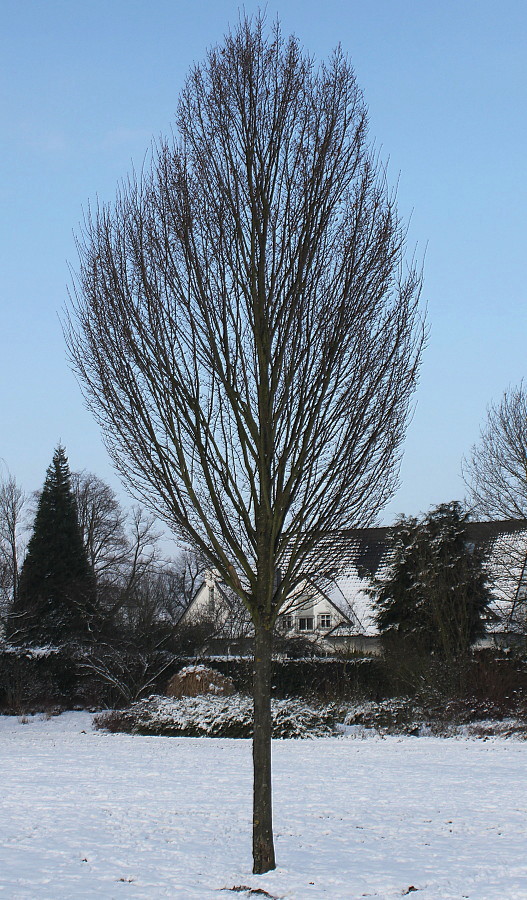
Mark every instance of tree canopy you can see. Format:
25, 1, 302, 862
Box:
373, 502, 492, 658
66, 16, 425, 873
464, 383, 527, 521
9, 446, 97, 644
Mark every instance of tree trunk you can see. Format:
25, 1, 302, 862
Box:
252, 623, 276, 874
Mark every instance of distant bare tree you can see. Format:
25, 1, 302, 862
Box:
72, 472, 159, 600
104, 506, 162, 619
66, 17, 424, 872
72, 472, 129, 583
463, 385, 527, 634
0, 472, 27, 612
175, 546, 206, 607
464, 384, 527, 521
72, 471, 188, 635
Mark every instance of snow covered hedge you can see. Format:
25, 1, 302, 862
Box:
94, 693, 336, 738
338, 697, 527, 737
94, 693, 527, 738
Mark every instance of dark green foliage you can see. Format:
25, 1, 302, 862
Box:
8, 446, 97, 643
0, 647, 77, 713
372, 502, 493, 658
190, 656, 389, 702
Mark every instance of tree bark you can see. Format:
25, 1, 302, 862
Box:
252, 623, 276, 874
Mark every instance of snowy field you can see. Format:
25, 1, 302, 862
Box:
1, 713, 526, 900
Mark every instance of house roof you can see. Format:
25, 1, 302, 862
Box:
181, 519, 527, 637
326, 519, 527, 636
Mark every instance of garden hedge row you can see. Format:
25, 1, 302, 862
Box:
1, 644, 525, 714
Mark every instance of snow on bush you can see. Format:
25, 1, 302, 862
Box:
95, 693, 335, 738
0, 644, 61, 658
166, 665, 235, 698
95, 693, 527, 741
338, 697, 527, 737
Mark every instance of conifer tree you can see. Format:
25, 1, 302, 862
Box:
8, 446, 97, 644
372, 502, 492, 658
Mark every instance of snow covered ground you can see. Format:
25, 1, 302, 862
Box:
1, 713, 526, 899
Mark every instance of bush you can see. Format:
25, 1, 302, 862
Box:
0, 643, 184, 713
2, 642, 525, 716
94, 693, 336, 738
376, 645, 527, 709
197, 656, 390, 701
0, 645, 78, 713
339, 695, 527, 736
166, 665, 234, 698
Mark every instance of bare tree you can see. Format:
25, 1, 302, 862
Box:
66, 17, 424, 873
174, 546, 206, 607
463, 385, 527, 634
464, 384, 527, 521
72, 471, 129, 583
0, 471, 27, 613
101, 505, 162, 620
71, 471, 176, 631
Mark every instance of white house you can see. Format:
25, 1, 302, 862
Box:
178, 520, 527, 654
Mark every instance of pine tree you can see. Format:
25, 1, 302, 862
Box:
8, 446, 97, 644
372, 502, 492, 658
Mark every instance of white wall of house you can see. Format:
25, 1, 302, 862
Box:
181, 572, 354, 641
278, 593, 347, 636
178, 572, 221, 626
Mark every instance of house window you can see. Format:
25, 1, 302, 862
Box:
298, 616, 314, 631
318, 614, 331, 629
281, 615, 294, 631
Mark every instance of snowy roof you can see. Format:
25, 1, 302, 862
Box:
184, 520, 527, 637
322, 520, 527, 637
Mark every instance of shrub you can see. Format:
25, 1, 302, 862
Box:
339, 695, 527, 736
0, 645, 78, 714
94, 693, 335, 738
166, 665, 235, 698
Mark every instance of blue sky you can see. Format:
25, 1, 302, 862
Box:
1, 0, 526, 530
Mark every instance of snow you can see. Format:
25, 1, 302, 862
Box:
98, 694, 334, 738
1, 712, 526, 899
326, 574, 379, 635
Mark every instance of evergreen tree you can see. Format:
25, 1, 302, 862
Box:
372, 502, 492, 658
8, 446, 97, 644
